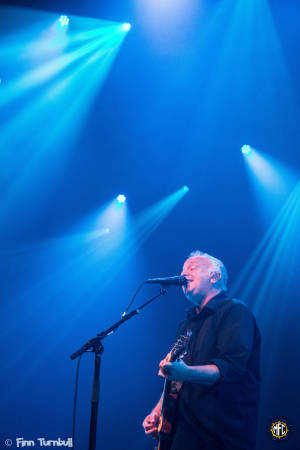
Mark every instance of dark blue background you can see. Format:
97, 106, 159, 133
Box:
0, 0, 299, 449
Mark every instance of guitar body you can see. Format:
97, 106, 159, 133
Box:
156, 331, 192, 450
157, 380, 181, 450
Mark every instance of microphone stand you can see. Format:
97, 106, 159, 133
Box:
70, 287, 168, 450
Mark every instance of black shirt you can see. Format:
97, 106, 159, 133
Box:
174, 291, 261, 450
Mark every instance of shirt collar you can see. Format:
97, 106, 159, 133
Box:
186, 291, 229, 319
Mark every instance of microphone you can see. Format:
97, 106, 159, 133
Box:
146, 275, 187, 286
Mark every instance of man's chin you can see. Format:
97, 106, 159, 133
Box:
186, 290, 203, 305
185, 289, 195, 300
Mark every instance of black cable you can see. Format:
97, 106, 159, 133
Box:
72, 353, 82, 449
121, 281, 146, 317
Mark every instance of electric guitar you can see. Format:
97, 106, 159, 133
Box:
155, 330, 192, 450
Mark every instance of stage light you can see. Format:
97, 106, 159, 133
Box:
58, 15, 69, 27
241, 145, 252, 156
117, 194, 126, 204
183, 185, 190, 192
122, 23, 131, 32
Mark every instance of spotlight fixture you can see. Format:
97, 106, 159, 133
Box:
183, 185, 190, 192
122, 23, 131, 32
116, 194, 126, 204
241, 145, 252, 156
58, 15, 70, 27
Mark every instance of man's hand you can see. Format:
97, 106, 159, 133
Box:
159, 358, 221, 385
159, 358, 190, 381
142, 411, 160, 439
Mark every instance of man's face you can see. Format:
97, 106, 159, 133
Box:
181, 256, 214, 302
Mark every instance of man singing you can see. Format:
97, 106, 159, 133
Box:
143, 251, 261, 450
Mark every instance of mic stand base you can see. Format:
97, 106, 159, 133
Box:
88, 338, 104, 450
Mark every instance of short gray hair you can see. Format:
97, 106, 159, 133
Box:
189, 250, 228, 291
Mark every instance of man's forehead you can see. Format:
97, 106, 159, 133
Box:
182, 256, 211, 269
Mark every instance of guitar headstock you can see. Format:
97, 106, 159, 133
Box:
169, 330, 192, 363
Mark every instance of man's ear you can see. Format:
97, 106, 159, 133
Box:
210, 271, 221, 285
